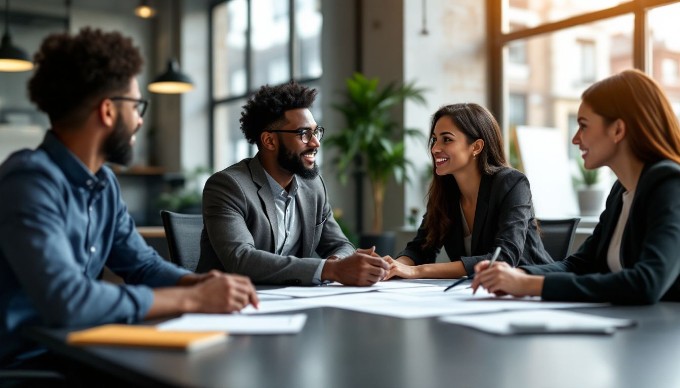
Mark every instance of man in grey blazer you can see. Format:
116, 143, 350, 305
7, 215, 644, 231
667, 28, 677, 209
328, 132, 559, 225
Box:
197, 81, 389, 286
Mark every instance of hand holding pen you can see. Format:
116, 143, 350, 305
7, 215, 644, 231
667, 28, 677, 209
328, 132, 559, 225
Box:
443, 247, 501, 293
470, 246, 503, 294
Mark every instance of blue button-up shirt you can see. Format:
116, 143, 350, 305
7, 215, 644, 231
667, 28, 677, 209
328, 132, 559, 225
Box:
0, 131, 189, 364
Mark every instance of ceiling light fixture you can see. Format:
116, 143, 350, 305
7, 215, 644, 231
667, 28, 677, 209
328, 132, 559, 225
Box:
135, 0, 156, 19
148, 59, 194, 93
0, 0, 33, 72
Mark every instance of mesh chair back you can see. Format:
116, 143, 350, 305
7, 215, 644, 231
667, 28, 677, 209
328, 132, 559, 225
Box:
160, 210, 203, 272
537, 218, 580, 261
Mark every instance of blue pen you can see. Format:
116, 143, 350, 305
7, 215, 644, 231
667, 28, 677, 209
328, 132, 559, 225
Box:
443, 246, 501, 292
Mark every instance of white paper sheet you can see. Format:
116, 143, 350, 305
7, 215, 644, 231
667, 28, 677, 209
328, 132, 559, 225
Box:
262, 292, 505, 319
157, 314, 307, 334
257, 280, 433, 298
241, 298, 324, 315
242, 290, 483, 318
244, 280, 608, 319
439, 310, 635, 335
256, 294, 293, 301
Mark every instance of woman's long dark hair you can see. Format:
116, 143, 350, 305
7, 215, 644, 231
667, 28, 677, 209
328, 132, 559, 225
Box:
422, 103, 508, 248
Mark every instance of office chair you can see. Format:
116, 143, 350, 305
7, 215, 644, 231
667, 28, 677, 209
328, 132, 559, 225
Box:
537, 218, 580, 261
160, 210, 204, 272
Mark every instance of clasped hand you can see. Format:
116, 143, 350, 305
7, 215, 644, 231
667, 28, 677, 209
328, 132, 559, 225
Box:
325, 247, 390, 286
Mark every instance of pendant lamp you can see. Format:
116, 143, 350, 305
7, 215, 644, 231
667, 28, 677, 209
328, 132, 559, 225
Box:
148, 59, 193, 93
0, 0, 33, 72
135, 0, 156, 19
148, 0, 193, 94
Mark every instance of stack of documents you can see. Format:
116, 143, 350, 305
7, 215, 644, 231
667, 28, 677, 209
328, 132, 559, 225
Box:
439, 310, 636, 335
157, 313, 308, 334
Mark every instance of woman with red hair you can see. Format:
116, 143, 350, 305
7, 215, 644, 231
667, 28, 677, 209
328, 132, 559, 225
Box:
473, 69, 680, 304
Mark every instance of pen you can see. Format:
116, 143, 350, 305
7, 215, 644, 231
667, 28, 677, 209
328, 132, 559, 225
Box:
443, 275, 472, 292
486, 246, 502, 269
444, 246, 501, 293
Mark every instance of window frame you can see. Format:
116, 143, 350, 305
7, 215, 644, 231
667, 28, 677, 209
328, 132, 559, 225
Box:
486, 0, 679, 129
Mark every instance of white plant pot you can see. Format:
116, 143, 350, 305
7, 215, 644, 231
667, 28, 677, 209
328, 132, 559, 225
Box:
578, 188, 604, 216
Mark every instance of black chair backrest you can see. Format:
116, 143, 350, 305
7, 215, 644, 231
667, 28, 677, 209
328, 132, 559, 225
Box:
537, 218, 580, 261
160, 210, 203, 272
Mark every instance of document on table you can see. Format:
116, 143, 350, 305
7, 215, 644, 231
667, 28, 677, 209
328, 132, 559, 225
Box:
439, 310, 636, 335
157, 314, 307, 334
294, 292, 505, 318
241, 298, 325, 315
256, 294, 293, 301
258, 280, 434, 298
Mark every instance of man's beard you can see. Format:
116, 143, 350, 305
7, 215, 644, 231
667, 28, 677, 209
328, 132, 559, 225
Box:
277, 143, 319, 180
103, 116, 134, 166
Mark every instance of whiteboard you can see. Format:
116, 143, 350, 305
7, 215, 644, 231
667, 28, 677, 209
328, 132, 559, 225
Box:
516, 126, 578, 218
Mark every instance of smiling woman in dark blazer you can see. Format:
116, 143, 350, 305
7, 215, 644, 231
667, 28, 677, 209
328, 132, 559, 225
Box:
472, 69, 680, 304
385, 103, 553, 280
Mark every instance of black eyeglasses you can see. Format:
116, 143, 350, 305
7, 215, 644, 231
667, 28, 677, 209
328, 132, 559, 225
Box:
110, 97, 149, 118
266, 126, 324, 144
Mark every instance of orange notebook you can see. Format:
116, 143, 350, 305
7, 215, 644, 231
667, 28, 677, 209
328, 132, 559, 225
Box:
67, 324, 228, 352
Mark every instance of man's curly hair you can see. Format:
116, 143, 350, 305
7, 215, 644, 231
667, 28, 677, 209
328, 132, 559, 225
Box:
28, 27, 143, 125
240, 81, 318, 145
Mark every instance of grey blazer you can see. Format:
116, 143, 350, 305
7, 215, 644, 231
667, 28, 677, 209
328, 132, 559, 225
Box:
197, 156, 354, 285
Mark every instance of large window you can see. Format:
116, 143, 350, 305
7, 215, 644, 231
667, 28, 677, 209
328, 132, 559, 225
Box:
490, 0, 680, 217
210, 0, 322, 170
649, 2, 680, 120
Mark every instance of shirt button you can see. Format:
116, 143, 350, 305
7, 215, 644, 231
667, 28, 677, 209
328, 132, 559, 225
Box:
90, 246, 96, 253
89, 206, 93, 212
86, 179, 93, 186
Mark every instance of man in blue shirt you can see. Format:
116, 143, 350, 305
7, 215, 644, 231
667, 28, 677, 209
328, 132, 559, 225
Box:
0, 28, 259, 369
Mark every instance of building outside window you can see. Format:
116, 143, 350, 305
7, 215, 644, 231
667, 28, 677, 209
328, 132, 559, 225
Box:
661, 58, 679, 84
509, 93, 527, 127
577, 39, 597, 84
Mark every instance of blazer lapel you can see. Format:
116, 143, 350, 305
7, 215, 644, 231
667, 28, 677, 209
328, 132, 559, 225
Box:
250, 156, 279, 248
471, 174, 491, 254
296, 180, 314, 257
450, 188, 466, 255
597, 184, 624, 271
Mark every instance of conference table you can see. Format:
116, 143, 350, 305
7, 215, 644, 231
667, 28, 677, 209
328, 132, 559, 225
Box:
24, 281, 680, 388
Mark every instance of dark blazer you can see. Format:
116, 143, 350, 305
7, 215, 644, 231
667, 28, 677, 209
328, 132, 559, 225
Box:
523, 160, 680, 304
398, 167, 553, 275
197, 156, 355, 285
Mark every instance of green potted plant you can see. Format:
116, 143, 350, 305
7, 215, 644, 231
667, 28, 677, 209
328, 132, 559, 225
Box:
325, 73, 426, 253
158, 166, 210, 214
574, 158, 603, 216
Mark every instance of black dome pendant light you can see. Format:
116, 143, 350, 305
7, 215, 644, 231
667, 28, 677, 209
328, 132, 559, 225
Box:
0, 0, 33, 72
